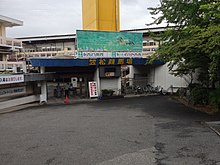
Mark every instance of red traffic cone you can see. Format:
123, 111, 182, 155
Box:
65, 95, 69, 104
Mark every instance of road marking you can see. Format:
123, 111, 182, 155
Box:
98, 147, 156, 165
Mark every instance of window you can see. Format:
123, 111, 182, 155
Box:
104, 68, 116, 77
150, 42, 155, 46
143, 48, 150, 52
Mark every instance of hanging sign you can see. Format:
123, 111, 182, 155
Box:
89, 58, 133, 66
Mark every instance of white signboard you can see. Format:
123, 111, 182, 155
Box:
88, 81, 98, 98
78, 52, 111, 58
77, 51, 142, 58
71, 77, 78, 88
115, 52, 142, 58
0, 86, 26, 98
0, 75, 24, 85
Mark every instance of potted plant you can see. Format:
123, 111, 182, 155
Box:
101, 89, 115, 97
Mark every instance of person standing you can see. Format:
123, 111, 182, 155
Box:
64, 83, 69, 98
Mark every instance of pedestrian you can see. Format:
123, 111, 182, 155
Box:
55, 82, 62, 98
64, 83, 69, 97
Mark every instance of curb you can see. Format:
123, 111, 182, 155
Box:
0, 102, 40, 114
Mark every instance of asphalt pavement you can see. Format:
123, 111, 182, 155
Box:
0, 95, 219, 165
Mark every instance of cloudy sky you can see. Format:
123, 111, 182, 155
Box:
0, 0, 160, 38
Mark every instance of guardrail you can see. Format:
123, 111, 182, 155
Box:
0, 61, 27, 73
18, 50, 154, 58
0, 36, 22, 48
17, 50, 76, 58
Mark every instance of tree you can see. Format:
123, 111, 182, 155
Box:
148, 0, 220, 87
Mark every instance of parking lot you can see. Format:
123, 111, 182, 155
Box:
0, 96, 219, 165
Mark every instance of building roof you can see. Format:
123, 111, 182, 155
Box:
18, 34, 76, 42
18, 26, 174, 42
121, 26, 168, 33
0, 15, 23, 27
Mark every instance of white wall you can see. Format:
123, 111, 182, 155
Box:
127, 65, 153, 86
0, 95, 40, 110
153, 63, 189, 90
100, 78, 121, 95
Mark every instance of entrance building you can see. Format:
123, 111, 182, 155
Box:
16, 27, 190, 103
30, 57, 164, 101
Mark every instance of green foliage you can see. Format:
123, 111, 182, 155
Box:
101, 89, 115, 96
148, 0, 219, 27
199, 1, 220, 25
190, 86, 209, 105
209, 88, 220, 110
148, 0, 220, 87
176, 87, 187, 98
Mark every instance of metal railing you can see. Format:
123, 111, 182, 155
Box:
0, 61, 27, 73
17, 50, 76, 58
0, 36, 22, 48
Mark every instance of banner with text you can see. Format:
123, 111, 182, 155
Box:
0, 86, 26, 98
77, 30, 143, 58
0, 74, 24, 85
88, 81, 98, 98
77, 52, 142, 58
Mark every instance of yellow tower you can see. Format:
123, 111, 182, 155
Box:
82, 0, 120, 32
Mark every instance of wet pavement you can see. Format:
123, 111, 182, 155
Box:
0, 95, 220, 165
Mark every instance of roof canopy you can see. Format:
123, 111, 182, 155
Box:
30, 58, 164, 67
0, 15, 23, 27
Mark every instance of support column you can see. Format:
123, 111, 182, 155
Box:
84, 77, 89, 98
40, 67, 47, 104
94, 67, 101, 97
96, 67, 101, 96
2, 54, 7, 70
22, 61, 27, 73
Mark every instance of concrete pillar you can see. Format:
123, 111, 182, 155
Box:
84, 77, 89, 98
117, 77, 122, 95
2, 54, 7, 70
40, 66, 45, 73
40, 66, 47, 104
22, 61, 27, 73
94, 67, 101, 96
0, 24, 6, 37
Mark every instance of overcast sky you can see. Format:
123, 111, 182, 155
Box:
0, 0, 160, 38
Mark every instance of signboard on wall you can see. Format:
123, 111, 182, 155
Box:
0, 75, 24, 85
76, 30, 143, 58
77, 52, 142, 58
89, 58, 133, 66
88, 81, 98, 98
71, 77, 78, 88
0, 86, 26, 98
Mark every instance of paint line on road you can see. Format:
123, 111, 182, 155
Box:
203, 122, 220, 137
97, 147, 156, 165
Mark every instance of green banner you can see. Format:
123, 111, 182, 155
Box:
76, 30, 143, 52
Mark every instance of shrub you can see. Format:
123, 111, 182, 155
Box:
190, 86, 209, 105
101, 89, 114, 96
176, 87, 187, 98
209, 88, 220, 111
